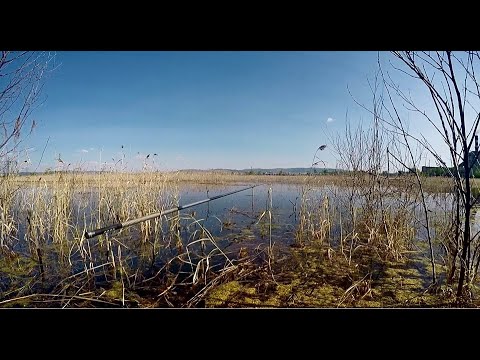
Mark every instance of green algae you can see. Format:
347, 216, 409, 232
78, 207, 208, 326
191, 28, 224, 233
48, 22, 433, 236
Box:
204, 239, 457, 308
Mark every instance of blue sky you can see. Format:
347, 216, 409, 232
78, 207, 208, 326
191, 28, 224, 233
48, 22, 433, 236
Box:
18, 51, 442, 172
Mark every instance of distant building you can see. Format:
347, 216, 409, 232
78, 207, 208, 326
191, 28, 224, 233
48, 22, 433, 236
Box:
459, 134, 480, 177
422, 135, 480, 177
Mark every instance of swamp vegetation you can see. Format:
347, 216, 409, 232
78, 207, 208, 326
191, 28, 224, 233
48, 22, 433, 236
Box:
0, 171, 477, 308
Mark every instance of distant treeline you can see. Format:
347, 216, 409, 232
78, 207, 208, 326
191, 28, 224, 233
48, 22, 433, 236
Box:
421, 166, 480, 178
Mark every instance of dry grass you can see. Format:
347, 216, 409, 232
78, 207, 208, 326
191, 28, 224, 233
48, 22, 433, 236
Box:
10, 170, 465, 198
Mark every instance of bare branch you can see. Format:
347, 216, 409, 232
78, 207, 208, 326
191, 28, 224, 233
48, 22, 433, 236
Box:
0, 51, 55, 162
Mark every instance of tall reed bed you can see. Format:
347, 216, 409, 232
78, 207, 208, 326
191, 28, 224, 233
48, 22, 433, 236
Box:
294, 174, 416, 263
0, 171, 185, 305
0, 174, 17, 251
2, 171, 278, 307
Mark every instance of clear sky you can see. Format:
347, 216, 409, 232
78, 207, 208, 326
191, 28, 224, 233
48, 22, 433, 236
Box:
18, 51, 444, 172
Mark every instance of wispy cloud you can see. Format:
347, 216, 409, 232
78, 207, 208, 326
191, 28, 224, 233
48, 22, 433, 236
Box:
80, 149, 89, 153
89, 147, 95, 151
326, 117, 335, 123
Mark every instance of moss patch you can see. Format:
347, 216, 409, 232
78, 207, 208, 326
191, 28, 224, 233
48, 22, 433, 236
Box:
206, 281, 245, 307
204, 240, 457, 308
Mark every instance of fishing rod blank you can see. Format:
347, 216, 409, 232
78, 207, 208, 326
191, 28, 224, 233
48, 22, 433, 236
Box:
84, 184, 260, 239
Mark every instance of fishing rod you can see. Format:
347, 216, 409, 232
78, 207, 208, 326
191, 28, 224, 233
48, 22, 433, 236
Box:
84, 184, 260, 239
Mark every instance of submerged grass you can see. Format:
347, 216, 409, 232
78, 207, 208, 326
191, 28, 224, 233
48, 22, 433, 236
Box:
205, 243, 457, 308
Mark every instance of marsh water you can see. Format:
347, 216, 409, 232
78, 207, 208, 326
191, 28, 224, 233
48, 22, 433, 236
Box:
3, 183, 323, 289
3, 180, 476, 299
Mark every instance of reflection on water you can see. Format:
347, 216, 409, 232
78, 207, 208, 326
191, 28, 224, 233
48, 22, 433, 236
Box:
177, 183, 302, 247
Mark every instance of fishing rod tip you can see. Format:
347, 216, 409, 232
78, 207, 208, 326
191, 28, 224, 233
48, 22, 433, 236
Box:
84, 230, 96, 239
